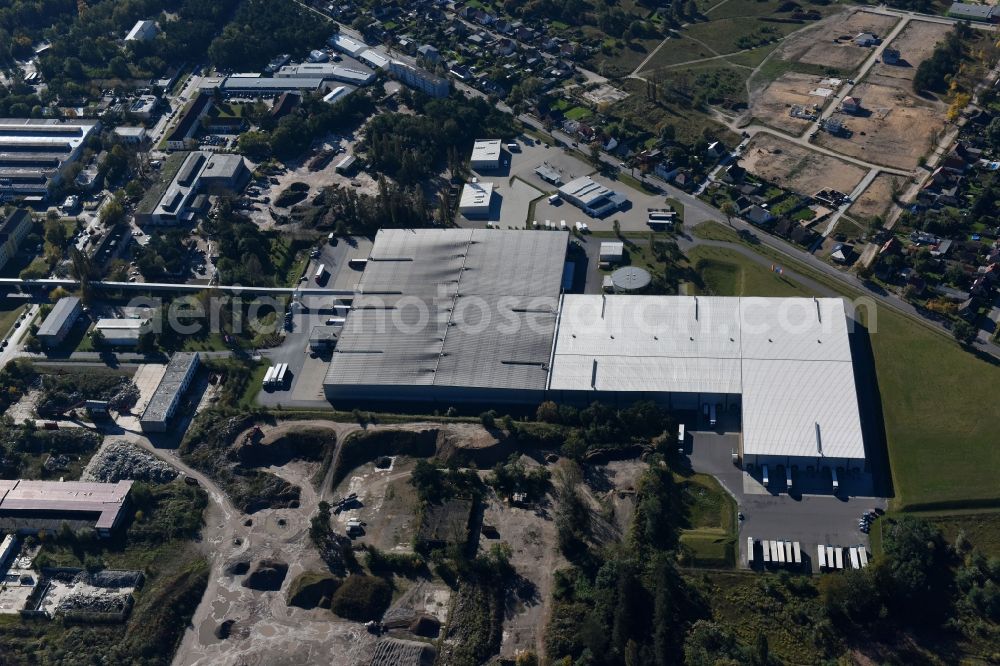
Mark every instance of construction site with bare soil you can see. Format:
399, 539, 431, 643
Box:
740, 133, 868, 195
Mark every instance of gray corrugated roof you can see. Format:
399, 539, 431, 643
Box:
140, 352, 199, 424
37, 297, 81, 338
326, 229, 567, 391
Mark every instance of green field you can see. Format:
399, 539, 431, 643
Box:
678, 472, 737, 567
689, 245, 808, 297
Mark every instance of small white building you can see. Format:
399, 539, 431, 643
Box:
329, 33, 368, 57
599, 241, 624, 265
470, 139, 502, 171
125, 19, 158, 42
94, 318, 148, 347
459, 181, 494, 217
114, 126, 147, 144
323, 86, 351, 105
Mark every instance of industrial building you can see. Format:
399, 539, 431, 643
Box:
388, 61, 450, 98
137, 151, 250, 226
459, 181, 494, 217
36, 296, 82, 348
470, 139, 502, 171
0, 118, 101, 201
547, 295, 865, 472
310, 325, 339, 352
0, 479, 133, 537
275, 63, 375, 86
330, 33, 369, 57
558, 176, 628, 217
324, 229, 568, 405
140, 352, 200, 432
598, 241, 624, 265
219, 76, 326, 97
948, 1, 997, 20
360, 48, 391, 70
94, 318, 148, 347
322, 230, 868, 477
0, 208, 32, 271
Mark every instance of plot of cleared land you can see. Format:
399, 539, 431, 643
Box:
815, 81, 945, 171
846, 172, 909, 221
777, 10, 899, 72
867, 20, 952, 85
739, 133, 868, 196
750, 72, 842, 133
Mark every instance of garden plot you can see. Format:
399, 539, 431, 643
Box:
846, 172, 909, 222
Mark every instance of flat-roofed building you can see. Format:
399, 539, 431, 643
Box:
310, 325, 339, 352
470, 139, 502, 171
36, 296, 82, 348
388, 61, 450, 98
948, 2, 996, 20
113, 126, 148, 144
548, 294, 866, 472
275, 63, 375, 85
125, 19, 158, 42
0, 118, 101, 201
140, 352, 200, 432
94, 318, 148, 347
128, 94, 158, 120
459, 181, 494, 217
0, 479, 133, 537
324, 229, 569, 405
137, 151, 249, 226
220, 76, 326, 97
599, 241, 624, 265
558, 175, 628, 217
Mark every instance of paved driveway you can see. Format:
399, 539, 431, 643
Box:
685, 429, 885, 573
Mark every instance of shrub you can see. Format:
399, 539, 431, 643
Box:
330, 575, 392, 621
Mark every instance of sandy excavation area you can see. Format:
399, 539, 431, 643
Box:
740, 133, 868, 196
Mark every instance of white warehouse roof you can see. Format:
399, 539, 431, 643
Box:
459, 181, 493, 211
470, 139, 502, 164
549, 295, 865, 462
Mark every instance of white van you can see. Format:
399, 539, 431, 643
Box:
548, 194, 560, 204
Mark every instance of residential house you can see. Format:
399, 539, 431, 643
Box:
854, 32, 879, 47
417, 44, 441, 63
840, 96, 862, 114
746, 205, 774, 225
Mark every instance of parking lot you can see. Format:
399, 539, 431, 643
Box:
685, 428, 885, 573
255, 236, 371, 409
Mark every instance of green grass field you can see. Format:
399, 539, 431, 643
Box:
689, 245, 808, 297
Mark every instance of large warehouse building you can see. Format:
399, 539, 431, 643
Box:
324, 229, 566, 405
0, 118, 101, 201
323, 230, 868, 476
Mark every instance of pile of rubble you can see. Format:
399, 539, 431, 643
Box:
57, 588, 131, 614
108, 382, 140, 412
83, 439, 177, 483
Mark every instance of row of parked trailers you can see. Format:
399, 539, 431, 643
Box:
262, 363, 289, 390
747, 538, 869, 571
817, 543, 869, 571
748, 538, 802, 566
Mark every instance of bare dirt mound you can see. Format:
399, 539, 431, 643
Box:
242, 559, 289, 591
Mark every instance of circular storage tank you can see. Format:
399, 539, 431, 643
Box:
610, 266, 652, 291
